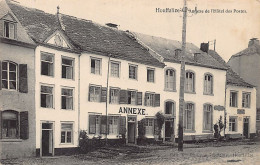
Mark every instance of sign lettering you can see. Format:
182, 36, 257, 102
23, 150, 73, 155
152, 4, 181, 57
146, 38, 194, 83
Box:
119, 107, 146, 115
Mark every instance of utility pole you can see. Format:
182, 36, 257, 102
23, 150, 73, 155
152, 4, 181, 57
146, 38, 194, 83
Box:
178, 0, 187, 152
105, 55, 111, 145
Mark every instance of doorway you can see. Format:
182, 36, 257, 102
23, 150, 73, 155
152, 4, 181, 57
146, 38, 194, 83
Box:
165, 119, 174, 141
127, 116, 136, 144
243, 117, 249, 138
41, 122, 54, 156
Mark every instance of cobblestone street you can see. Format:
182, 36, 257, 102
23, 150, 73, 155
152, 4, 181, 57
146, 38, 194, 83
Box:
1, 142, 259, 165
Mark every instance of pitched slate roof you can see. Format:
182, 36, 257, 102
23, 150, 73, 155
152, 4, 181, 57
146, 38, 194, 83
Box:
208, 50, 254, 88
7, 1, 165, 68
230, 42, 260, 59
132, 32, 227, 70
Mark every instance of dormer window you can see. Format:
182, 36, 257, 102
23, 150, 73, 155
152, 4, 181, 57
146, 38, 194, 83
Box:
4, 21, 16, 39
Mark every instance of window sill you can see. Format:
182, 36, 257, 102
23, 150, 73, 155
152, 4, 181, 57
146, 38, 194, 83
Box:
0, 139, 22, 142
61, 78, 75, 81
147, 81, 155, 83
60, 143, 73, 145
164, 89, 177, 92
90, 73, 102, 76
203, 93, 214, 96
184, 130, 196, 133
185, 91, 196, 94
41, 107, 55, 109
41, 74, 54, 78
202, 130, 213, 133
230, 106, 238, 108
61, 109, 74, 111
129, 78, 138, 81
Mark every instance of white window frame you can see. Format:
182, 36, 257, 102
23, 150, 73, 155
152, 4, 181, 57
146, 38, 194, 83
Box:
60, 122, 73, 144
203, 104, 213, 131
230, 91, 238, 107
185, 71, 195, 93
110, 61, 120, 78
145, 92, 155, 107
41, 52, 54, 77
129, 64, 138, 80
40, 84, 54, 108
165, 69, 176, 91
184, 103, 194, 131
108, 116, 119, 135
204, 74, 213, 95
145, 118, 154, 136
89, 85, 101, 102
1, 61, 17, 90
242, 92, 251, 108
90, 57, 101, 75
147, 68, 155, 83
61, 87, 74, 110
110, 87, 120, 104
229, 117, 237, 132
165, 101, 175, 115
127, 90, 137, 105
61, 56, 74, 79
4, 21, 16, 39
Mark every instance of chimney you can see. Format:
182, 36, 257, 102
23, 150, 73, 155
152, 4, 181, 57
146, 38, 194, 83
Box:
106, 23, 118, 29
248, 38, 259, 47
200, 42, 209, 53
194, 53, 200, 62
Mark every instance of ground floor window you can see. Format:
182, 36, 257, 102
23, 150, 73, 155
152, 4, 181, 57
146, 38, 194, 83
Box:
2, 110, 18, 138
145, 118, 154, 136
184, 103, 195, 131
203, 104, 213, 131
229, 117, 237, 132
109, 116, 119, 135
61, 123, 73, 143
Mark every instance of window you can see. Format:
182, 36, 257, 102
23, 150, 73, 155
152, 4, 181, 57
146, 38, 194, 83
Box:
127, 90, 137, 105
110, 61, 120, 77
230, 91, 238, 107
89, 115, 101, 134
229, 117, 237, 132
147, 68, 155, 82
2, 111, 18, 139
91, 58, 101, 75
185, 71, 195, 92
145, 118, 154, 135
203, 104, 213, 131
110, 88, 120, 104
62, 57, 74, 79
1, 61, 17, 90
61, 123, 73, 143
145, 93, 154, 106
89, 85, 101, 102
41, 52, 54, 76
109, 116, 119, 135
129, 65, 137, 80
242, 92, 251, 108
165, 101, 174, 115
4, 21, 15, 39
41, 85, 54, 108
165, 69, 176, 90
61, 88, 73, 110
204, 74, 213, 94
184, 103, 194, 131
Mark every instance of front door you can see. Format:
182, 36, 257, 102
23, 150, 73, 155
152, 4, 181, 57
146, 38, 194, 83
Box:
41, 123, 54, 156
127, 116, 136, 143
243, 117, 249, 138
165, 119, 174, 141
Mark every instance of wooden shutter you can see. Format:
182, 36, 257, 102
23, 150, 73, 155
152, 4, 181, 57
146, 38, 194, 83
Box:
0, 61, 2, 90
192, 106, 195, 131
101, 87, 107, 102
144, 93, 148, 106
89, 115, 96, 134
137, 92, 142, 105
0, 111, 2, 139
19, 64, 28, 93
88, 85, 93, 101
154, 94, 160, 107
119, 90, 127, 104
20, 111, 29, 139
100, 115, 107, 134
109, 88, 112, 103
119, 116, 126, 135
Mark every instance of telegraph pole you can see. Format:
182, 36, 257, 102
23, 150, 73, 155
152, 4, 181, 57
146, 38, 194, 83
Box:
178, 0, 187, 151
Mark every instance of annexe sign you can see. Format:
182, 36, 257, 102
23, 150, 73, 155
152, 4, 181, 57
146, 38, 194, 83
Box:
118, 107, 146, 115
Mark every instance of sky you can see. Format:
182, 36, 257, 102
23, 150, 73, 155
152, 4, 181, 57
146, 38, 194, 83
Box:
14, 0, 260, 61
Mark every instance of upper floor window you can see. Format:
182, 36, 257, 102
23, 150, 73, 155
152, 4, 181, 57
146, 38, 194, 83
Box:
144, 93, 155, 106
184, 103, 195, 131
89, 85, 101, 102
62, 57, 74, 79
147, 68, 155, 83
91, 58, 101, 75
41, 85, 54, 108
230, 91, 238, 107
128, 90, 137, 105
1, 61, 17, 90
165, 69, 176, 91
203, 104, 213, 131
242, 92, 251, 108
60, 123, 73, 144
204, 74, 213, 95
110, 88, 120, 104
110, 61, 120, 77
129, 64, 137, 80
4, 21, 16, 39
165, 101, 175, 115
61, 88, 73, 110
41, 52, 54, 77
185, 71, 195, 93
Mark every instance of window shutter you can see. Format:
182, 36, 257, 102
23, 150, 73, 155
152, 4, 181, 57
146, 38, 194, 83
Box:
192, 108, 195, 131
144, 93, 148, 106
0, 61, 2, 90
119, 90, 127, 104
0, 111, 2, 139
88, 86, 92, 101
101, 87, 107, 102
119, 116, 126, 135
137, 92, 142, 105
154, 94, 160, 107
89, 115, 96, 134
19, 64, 28, 93
20, 111, 29, 140
109, 88, 112, 103
100, 115, 107, 134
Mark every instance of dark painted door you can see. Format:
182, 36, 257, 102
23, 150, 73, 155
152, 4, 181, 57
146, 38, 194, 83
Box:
243, 118, 249, 138
165, 120, 174, 141
128, 123, 135, 143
